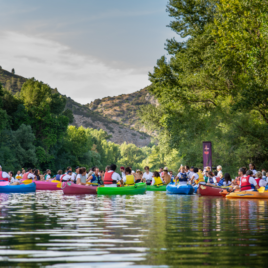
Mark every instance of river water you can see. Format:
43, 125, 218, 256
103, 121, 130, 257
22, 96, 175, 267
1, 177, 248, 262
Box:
0, 191, 268, 267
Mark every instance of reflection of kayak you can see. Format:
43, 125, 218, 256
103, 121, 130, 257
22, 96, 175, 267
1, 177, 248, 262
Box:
166, 184, 194, 195
97, 183, 146, 195
146, 185, 167, 191
226, 191, 268, 199
199, 184, 226, 196
0, 182, 36, 193
62, 182, 97, 195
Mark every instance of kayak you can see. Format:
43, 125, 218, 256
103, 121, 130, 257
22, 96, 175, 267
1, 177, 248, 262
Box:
199, 184, 227, 196
97, 183, 146, 195
146, 185, 167, 191
22, 180, 62, 190
166, 184, 194, 195
226, 191, 268, 199
62, 182, 97, 195
0, 182, 36, 193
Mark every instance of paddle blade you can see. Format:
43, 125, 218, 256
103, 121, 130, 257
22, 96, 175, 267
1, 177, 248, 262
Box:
22, 179, 32, 184
56, 182, 62, 188
258, 187, 265, 193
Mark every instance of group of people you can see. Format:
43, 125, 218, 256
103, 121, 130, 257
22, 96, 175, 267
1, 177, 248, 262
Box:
0, 163, 267, 191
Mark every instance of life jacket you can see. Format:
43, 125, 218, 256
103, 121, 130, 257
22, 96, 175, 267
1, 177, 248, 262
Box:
22, 172, 30, 180
218, 178, 224, 187
197, 172, 204, 180
125, 175, 135, 185
179, 172, 188, 182
241, 175, 252, 191
208, 177, 215, 184
154, 177, 163, 186
255, 178, 261, 187
0, 171, 9, 181
60, 174, 67, 182
104, 171, 115, 184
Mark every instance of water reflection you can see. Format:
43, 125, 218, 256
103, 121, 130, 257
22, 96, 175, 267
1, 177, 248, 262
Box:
0, 191, 268, 267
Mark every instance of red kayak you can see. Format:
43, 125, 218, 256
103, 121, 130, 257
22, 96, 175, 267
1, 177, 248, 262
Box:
199, 184, 224, 196
35, 181, 61, 191
62, 182, 97, 195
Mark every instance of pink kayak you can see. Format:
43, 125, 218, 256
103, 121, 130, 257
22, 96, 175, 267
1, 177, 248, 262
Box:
62, 182, 97, 195
0, 182, 9, 186
35, 180, 61, 191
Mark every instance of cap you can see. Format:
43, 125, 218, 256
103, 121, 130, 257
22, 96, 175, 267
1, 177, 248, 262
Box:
163, 167, 168, 171
67, 170, 72, 174
120, 167, 125, 170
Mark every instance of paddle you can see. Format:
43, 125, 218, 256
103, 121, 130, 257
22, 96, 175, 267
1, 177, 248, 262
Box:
56, 182, 62, 188
258, 187, 265, 193
22, 179, 32, 185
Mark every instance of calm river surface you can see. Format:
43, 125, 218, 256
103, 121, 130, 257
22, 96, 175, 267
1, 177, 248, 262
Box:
1, 191, 268, 267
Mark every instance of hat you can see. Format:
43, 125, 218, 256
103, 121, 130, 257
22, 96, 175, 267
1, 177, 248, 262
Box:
120, 167, 125, 170
163, 167, 168, 171
67, 170, 72, 174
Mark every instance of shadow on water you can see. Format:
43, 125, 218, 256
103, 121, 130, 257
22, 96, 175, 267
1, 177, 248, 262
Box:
0, 191, 268, 267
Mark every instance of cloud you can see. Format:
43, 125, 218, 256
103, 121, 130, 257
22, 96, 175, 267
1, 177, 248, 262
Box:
0, 31, 150, 104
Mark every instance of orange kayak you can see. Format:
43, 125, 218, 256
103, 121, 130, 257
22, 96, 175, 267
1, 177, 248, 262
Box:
226, 191, 268, 199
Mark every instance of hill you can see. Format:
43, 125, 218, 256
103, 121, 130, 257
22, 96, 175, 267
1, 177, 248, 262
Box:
0, 67, 152, 147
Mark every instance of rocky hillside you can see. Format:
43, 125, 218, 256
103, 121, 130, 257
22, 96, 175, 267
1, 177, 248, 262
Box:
0, 67, 152, 147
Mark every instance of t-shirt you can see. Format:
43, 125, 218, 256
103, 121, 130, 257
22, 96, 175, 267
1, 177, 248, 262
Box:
71, 173, 77, 182
142, 172, 153, 182
1, 171, 10, 180
222, 181, 232, 186
61, 174, 72, 182
239, 176, 257, 191
27, 173, 35, 180
251, 169, 257, 175
108, 170, 121, 182
45, 174, 51, 180
217, 170, 223, 177
10, 177, 15, 183
259, 179, 267, 187
77, 174, 87, 184
187, 171, 194, 180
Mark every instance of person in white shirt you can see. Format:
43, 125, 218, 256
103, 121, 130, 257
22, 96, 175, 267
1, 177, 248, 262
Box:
249, 163, 257, 176
24, 168, 36, 180
190, 168, 199, 185
15, 171, 22, 181
120, 167, 125, 179
103, 164, 121, 187
0, 165, 10, 181
142, 166, 153, 185
187, 166, 195, 181
217, 165, 223, 178
45, 169, 51, 180
61, 170, 73, 182
240, 169, 259, 191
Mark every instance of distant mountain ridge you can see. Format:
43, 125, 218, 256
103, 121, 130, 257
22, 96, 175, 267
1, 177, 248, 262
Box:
0, 67, 153, 147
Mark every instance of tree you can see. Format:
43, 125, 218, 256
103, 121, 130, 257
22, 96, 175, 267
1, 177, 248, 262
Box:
11, 68, 15, 74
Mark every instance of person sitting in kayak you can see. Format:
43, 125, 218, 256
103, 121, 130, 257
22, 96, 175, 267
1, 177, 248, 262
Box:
175, 166, 188, 185
162, 167, 171, 184
239, 168, 259, 191
60, 170, 73, 182
0, 165, 10, 182
103, 164, 121, 187
255, 171, 267, 187
190, 168, 200, 185
151, 171, 164, 186
76, 167, 87, 185
135, 170, 143, 183
218, 173, 232, 187
206, 171, 217, 185
22, 168, 36, 181
120, 167, 135, 186
142, 166, 153, 185
87, 167, 103, 185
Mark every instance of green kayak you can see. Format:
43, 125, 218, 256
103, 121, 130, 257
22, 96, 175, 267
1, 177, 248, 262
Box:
97, 183, 146, 195
146, 184, 167, 191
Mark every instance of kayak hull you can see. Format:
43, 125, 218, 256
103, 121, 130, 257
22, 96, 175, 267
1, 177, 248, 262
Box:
97, 183, 146, 195
199, 185, 223, 196
0, 182, 36, 193
166, 184, 194, 195
146, 185, 167, 191
62, 182, 97, 195
35, 181, 61, 191
226, 191, 268, 199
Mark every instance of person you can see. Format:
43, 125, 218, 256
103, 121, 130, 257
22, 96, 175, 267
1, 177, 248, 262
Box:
120, 167, 125, 179
0, 165, 10, 181
105, 166, 110, 172
151, 171, 164, 186
99, 170, 105, 182
159, 167, 164, 179
87, 167, 102, 185
203, 170, 209, 183
135, 170, 143, 183
121, 167, 135, 186
266, 172, 268, 183
197, 169, 204, 181
187, 166, 194, 181
169, 170, 175, 183
9, 171, 15, 183
76, 167, 87, 185
162, 167, 171, 184
22, 168, 35, 181
218, 173, 232, 186
190, 168, 199, 185
262, 171, 267, 181
239, 168, 259, 191
103, 164, 121, 187
45, 169, 51, 180
216, 165, 223, 178
175, 166, 188, 185
142, 166, 153, 185
21, 168, 25, 175
72, 166, 79, 183
34, 169, 41, 181
15, 171, 22, 181
60, 170, 73, 182
206, 171, 217, 185
249, 163, 257, 176
56, 170, 62, 181
255, 171, 267, 187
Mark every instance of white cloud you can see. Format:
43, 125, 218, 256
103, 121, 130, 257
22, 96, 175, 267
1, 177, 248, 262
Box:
0, 31, 150, 104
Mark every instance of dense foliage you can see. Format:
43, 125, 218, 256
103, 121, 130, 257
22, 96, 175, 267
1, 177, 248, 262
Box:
140, 0, 268, 174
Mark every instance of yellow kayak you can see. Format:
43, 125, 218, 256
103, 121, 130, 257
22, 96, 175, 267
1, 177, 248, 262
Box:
226, 190, 268, 199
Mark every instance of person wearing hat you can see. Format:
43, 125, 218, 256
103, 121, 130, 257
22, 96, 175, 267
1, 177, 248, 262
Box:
120, 167, 125, 179
60, 170, 73, 182
0, 165, 10, 182
162, 167, 171, 184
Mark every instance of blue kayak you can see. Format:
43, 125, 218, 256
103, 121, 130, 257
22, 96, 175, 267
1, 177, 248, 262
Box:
0, 182, 36, 193
166, 183, 194, 195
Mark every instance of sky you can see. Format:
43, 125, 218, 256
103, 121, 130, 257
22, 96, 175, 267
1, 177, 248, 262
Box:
0, 0, 177, 104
